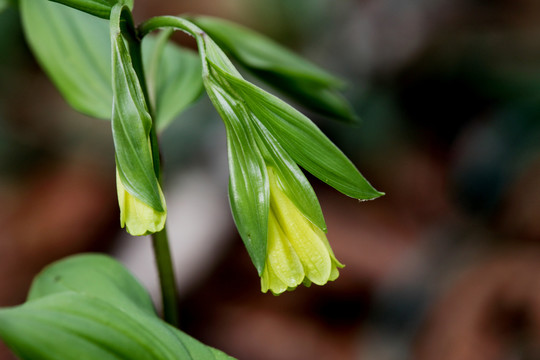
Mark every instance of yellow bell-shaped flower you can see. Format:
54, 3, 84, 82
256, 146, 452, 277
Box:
261, 167, 344, 295
116, 170, 167, 236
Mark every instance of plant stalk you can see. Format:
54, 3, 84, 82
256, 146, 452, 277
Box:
151, 226, 179, 327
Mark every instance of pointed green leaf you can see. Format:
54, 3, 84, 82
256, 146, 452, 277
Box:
27, 254, 155, 316
211, 63, 383, 200
20, 0, 112, 119
204, 77, 268, 274
0, 293, 234, 360
110, 5, 163, 212
142, 31, 203, 131
190, 16, 357, 121
49, 0, 133, 19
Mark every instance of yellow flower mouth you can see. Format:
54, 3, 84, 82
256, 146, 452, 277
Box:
116, 170, 167, 236
261, 167, 344, 295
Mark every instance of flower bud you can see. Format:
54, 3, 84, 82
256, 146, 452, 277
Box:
116, 170, 167, 236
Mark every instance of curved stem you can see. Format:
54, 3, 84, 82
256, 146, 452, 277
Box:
138, 16, 209, 75
138, 15, 204, 40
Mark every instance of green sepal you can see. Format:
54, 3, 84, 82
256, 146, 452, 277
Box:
142, 30, 203, 131
190, 16, 357, 122
210, 62, 383, 200
110, 4, 163, 212
49, 0, 133, 19
20, 0, 112, 119
0, 255, 235, 360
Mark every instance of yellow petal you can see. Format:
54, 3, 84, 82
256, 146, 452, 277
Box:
315, 225, 345, 281
266, 210, 304, 288
268, 168, 331, 285
116, 170, 167, 236
261, 263, 289, 295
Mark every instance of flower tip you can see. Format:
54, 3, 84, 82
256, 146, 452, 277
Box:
259, 167, 345, 295
116, 171, 167, 236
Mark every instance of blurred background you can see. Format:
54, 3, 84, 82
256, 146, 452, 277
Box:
2, 0, 540, 359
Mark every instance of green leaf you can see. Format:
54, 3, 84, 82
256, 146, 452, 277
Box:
204, 76, 269, 274
0, 293, 234, 359
0, 255, 235, 359
211, 63, 383, 200
49, 0, 133, 19
110, 5, 164, 212
27, 254, 155, 316
167, 326, 235, 360
20, 0, 112, 119
142, 31, 203, 131
190, 16, 357, 122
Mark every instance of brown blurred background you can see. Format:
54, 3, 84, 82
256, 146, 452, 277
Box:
2, 0, 540, 359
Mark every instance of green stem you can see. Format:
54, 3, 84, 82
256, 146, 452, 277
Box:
138, 15, 204, 40
138, 16, 208, 68
151, 225, 179, 327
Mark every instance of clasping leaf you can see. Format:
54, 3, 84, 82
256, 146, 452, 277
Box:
110, 4, 166, 235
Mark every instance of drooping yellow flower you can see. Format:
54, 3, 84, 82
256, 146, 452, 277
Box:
261, 167, 344, 295
116, 170, 167, 236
